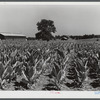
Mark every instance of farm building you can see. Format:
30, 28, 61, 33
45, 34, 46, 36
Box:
0, 33, 26, 40
61, 35, 69, 40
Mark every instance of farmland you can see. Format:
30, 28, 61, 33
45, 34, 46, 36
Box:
0, 39, 100, 91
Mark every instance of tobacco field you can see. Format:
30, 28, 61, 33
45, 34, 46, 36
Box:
0, 39, 100, 91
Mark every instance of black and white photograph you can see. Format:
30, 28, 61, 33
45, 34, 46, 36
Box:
0, 2, 100, 93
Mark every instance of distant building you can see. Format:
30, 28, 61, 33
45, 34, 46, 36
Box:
61, 35, 69, 40
26, 37, 36, 40
0, 33, 26, 40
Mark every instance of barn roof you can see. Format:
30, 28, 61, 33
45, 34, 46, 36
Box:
0, 33, 26, 37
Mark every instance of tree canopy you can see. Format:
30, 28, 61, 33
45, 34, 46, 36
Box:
35, 19, 56, 41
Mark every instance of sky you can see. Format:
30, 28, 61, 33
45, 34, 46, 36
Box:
0, 3, 100, 37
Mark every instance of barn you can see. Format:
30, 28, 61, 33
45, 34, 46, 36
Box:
0, 33, 26, 40
61, 35, 69, 40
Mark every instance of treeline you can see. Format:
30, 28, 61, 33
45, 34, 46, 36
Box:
27, 35, 69, 41
27, 34, 100, 41
70, 34, 100, 40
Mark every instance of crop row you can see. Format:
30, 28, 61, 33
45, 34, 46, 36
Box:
0, 40, 100, 90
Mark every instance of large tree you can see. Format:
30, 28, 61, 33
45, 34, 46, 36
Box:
35, 19, 56, 41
